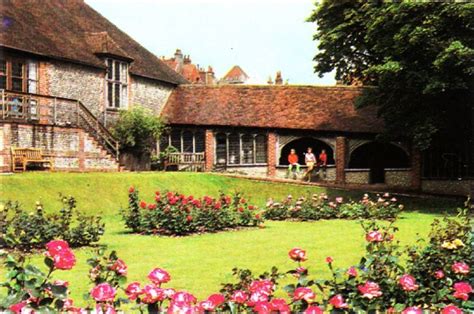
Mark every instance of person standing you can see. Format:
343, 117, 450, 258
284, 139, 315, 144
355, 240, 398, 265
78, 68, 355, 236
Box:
287, 148, 300, 178
303, 147, 317, 182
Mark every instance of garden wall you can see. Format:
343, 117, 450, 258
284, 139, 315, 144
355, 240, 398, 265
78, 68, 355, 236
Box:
0, 123, 118, 172
224, 166, 269, 177
275, 166, 336, 182
421, 179, 474, 196
384, 169, 411, 187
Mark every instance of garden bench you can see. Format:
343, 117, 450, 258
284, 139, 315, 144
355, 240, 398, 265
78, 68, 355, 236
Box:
11, 147, 54, 172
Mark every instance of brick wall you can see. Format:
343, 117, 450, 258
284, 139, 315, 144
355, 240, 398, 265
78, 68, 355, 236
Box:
267, 132, 277, 176
205, 129, 214, 171
335, 136, 347, 184
0, 123, 118, 172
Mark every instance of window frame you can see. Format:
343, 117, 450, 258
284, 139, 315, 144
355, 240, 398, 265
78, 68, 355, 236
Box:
215, 132, 268, 166
0, 57, 38, 93
160, 129, 206, 154
105, 58, 129, 109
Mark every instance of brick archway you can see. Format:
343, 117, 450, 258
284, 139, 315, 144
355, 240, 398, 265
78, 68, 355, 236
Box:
279, 137, 335, 165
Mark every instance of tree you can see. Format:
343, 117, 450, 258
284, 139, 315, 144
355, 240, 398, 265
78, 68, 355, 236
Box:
112, 106, 165, 155
308, 2, 474, 149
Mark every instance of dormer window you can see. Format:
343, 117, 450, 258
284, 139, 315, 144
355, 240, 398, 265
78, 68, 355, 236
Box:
106, 58, 128, 109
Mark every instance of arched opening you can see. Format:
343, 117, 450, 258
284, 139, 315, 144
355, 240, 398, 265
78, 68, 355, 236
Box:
348, 142, 410, 184
279, 137, 334, 165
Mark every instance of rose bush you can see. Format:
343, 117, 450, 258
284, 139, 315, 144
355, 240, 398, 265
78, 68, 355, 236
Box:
264, 192, 403, 221
1, 204, 472, 313
0, 196, 104, 251
121, 187, 263, 235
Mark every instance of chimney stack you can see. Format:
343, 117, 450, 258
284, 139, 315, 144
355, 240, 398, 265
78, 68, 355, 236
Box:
275, 71, 283, 85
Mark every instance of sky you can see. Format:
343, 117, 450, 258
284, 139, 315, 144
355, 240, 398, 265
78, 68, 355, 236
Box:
85, 0, 336, 85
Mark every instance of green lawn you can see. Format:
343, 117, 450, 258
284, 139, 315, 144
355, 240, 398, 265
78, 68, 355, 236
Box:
0, 172, 462, 306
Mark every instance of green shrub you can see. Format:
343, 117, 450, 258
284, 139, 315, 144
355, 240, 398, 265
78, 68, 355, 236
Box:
0, 196, 104, 251
121, 187, 263, 236
264, 193, 402, 221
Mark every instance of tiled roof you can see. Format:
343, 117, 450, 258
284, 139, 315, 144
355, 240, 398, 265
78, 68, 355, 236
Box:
162, 85, 383, 133
0, 0, 187, 84
221, 65, 249, 83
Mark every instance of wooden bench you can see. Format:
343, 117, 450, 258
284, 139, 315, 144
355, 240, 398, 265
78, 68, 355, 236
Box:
11, 147, 54, 172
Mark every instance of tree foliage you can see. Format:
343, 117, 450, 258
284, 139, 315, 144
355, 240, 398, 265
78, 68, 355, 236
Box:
308, 2, 474, 149
112, 106, 165, 154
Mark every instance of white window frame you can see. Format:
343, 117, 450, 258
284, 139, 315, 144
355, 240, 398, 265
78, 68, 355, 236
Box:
105, 58, 128, 109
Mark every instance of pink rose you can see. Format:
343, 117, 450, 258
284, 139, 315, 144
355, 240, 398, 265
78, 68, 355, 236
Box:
304, 305, 324, 314
46, 240, 70, 256
53, 249, 76, 270
163, 288, 176, 299
346, 266, 358, 277
9, 301, 27, 314
231, 290, 248, 304
148, 268, 171, 285
441, 305, 463, 314
325, 256, 334, 263
206, 293, 225, 308
247, 291, 269, 306
434, 270, 445, 279
288, 248, 307, 262
358, 281, 383, 299
125, 282, 142, 301
167, 302, 194, 314
329, 294, 348, 309
198, 300, 217, 311
399, 274, 419, 291
90, 283, 116, 302
270, 298, 290, 314
365, 231, 383, 242
110, 258, 127, 276
171, 291, 197, 305
142, 284, 166, 304
452, 262, 470, 275
335, 197, 343, 203
253, 301, 272, 314
249, 280, 273, 295
453, 282, 472, 300
402, 307, 422, 314
53, 280, 69, 287
293, 287, 315, 302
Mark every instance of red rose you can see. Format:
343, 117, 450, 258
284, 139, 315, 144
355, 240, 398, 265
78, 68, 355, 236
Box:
238, 207, 244, 213
346, 266, 358, 277
53, 249, 76, 270
214, 201, 222, 210
90, 283, 116, 302
304, 305, 323, 314
255, 214, 261, 219
452, 262, 470, 275
148, 268, 171, 285
148, 203, 157, 210
169, 197, 178, 205
249, 280, 273, 295
399, 274, 419, 291
248, 205, 255, 210
326, 256, 334, 264
329, 294, 348, 309
453, 282, 472, 300
110, 258, 127, 276
125, 282, 142, 301
224, 196, 231, 204
441, 305, 463, 314
186, 215, 193, 222
365, 231, 383, 242
358, 281, 383, 299
231, 290, 248, 304
434, 270, 445, 279
140, 201, 147, 209
9, 301, 27, 314
292, 287, 315, 302
155, 195, 161, 202
46, 240, 70, 256
253, 301, 272, 314
155, 191, 160, 195
288, 248, 307, 262
142, 284, 166, 304
207, 293, 225, 306
129, 186, 135, 193
402, 307, 422, 314
270, 298, 290, 314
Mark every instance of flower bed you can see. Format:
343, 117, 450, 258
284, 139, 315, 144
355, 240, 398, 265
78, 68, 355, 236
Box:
264, 192, 403, 221
1, 209, 471, 313
121, 187, 263, 235
0, 196, 104, 251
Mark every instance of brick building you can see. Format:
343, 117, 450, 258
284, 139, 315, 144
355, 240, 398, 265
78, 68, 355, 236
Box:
1, 0, 472, 195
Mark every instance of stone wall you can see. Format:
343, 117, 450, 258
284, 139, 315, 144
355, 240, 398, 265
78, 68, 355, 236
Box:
47, 61, 105, 117
345, 169, 370, 184
224, 166, 268, 177
0, 123, 118, 172
421, 179, 474, 196
275, 166, 336, 182
130, 76, 174, 115
385, 169, 411, 187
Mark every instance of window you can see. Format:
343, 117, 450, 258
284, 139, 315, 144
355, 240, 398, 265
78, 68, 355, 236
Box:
106, 59, 128, 109
214, 132, 267, 165
0, 58, 38, 93
160, 129, 206, 154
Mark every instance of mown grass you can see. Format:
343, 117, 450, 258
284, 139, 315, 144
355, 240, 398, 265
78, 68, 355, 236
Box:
0, 172, 462, 306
